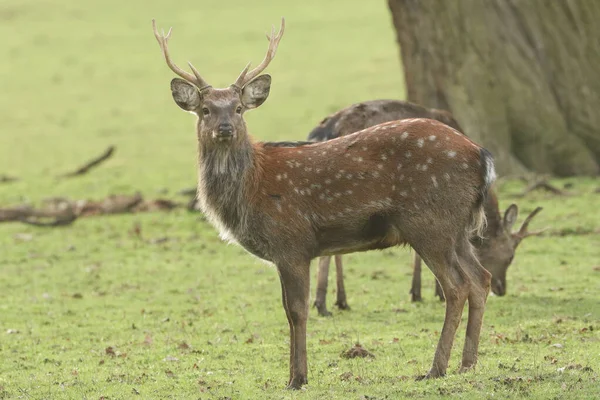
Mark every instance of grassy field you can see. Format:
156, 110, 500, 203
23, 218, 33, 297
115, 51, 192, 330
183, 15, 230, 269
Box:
1, 1, 599, 399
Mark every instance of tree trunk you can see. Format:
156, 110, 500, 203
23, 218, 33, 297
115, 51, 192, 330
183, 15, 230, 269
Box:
388, 0, 600, 177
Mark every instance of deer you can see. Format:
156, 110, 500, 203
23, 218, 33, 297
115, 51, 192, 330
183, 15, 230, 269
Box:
151, 17, 497, 389
307, 100, 543, 315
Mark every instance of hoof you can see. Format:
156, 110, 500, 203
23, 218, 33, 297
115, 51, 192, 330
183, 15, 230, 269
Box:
458, 364, 476, 374
335, 300, 351, 310
314, 302, 332, 317
285, 377, 307, 390
411, 294, 423, 303
416, 369, 445, 380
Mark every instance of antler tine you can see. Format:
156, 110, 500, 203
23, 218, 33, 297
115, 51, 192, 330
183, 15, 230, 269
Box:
516, 206, 544, 238
151, 19, 210, 89
233, 17, 285, 88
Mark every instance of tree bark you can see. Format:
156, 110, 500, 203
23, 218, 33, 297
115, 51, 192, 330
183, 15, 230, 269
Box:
388, 0, 600, 176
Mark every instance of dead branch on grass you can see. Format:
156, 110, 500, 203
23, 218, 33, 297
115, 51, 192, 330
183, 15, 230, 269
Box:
60, 146, 115, 178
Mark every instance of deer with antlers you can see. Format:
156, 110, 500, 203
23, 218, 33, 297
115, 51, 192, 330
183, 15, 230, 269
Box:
152, 18, 497, 389
307, 100, 544, 314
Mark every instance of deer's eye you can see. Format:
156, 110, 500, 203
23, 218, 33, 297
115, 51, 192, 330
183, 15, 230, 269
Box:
202, 107, 210, 116
236, 106, 243, 114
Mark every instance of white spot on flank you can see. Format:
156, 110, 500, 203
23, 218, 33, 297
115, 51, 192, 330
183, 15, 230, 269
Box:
334, 192, 342, 198
288, 179, 294, 185
392, 185, 396, 191
427, 157, 433, 164
405, 151, 412, 158
401, 131, 409, 140
315, 168, 322, 174
322, 151, 327, 155
397, 163, 403, 170
378, 164, 384, 170
417, 138, 424, 147
335, 173, 342, 179
325, 179, 332, 185
380, 154, 388, 161
276, 174, 282, 181
283, 173, 288, 178
446, 150, 457, 158
462, 163, 469, 169
345, 190, 353, 195
429, 135, 436, 141
362, 146, 368, 151
345, 207, 352, 213
399, 174, 405, 181
372, 171, 380, 178
400, 191, 408, 197
431, 175, 438, 188
444, 172, 451, 181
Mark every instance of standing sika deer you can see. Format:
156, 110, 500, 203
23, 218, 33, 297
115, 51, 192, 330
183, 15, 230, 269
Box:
308, 100, 542, 316
152, 18, 496, 389
307, 100, 542, 313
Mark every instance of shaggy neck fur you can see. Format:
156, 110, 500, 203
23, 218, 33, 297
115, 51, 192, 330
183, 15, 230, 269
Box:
196, 136, 256, 241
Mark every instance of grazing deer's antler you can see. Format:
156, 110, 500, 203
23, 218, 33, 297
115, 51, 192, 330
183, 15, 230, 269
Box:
232, 17, 285, 88
516, 206, 546, 239
152, 19, 211, 90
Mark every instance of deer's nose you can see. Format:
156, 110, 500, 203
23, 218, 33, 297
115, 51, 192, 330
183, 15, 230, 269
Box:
218, 123, 234, 137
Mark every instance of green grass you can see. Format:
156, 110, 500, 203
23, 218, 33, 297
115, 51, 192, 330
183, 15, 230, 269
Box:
1, 1, 599, 399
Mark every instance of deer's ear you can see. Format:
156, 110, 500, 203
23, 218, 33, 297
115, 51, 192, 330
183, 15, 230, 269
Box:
170, 78, 201, 112
241, 74, 271, 109
503, 204, 519, 231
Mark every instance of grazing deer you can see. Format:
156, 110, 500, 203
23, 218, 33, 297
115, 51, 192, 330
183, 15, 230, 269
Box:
152, 18, 497, 389
308, 100, 543, 314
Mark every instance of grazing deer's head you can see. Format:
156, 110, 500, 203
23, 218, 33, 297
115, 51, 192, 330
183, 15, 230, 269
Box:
477, 204, 544, 296
151, 19, 285, 147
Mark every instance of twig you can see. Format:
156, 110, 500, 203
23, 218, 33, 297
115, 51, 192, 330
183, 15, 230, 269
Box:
516, 179, 567, 197
19, 214, 78, 227
0, 205, 33, 222
0, 175, 19, 183
178, 187, 197, 197
60, 146, 115, 178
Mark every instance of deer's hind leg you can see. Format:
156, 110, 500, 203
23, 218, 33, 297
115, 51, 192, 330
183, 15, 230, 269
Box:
415, 245, 470, 378
334, 255, 350, 310
456, 238, 491, 373
314, 256, 332, 316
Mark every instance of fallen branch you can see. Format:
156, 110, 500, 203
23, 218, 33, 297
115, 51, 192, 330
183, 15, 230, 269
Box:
60, 146, 115, 178
19, 213, 78, 227
516, 178, 567, 197
0, 175, 19, 184
1, 192, 187, 227
0, 205, 33, 222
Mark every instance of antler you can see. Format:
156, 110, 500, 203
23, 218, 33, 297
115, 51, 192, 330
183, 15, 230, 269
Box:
152, 19, 211, 90
515, 207, 546, 239
232, 17, 285, 88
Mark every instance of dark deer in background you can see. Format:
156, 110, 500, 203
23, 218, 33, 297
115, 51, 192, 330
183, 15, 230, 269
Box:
308, 100, 543, 314
152, 18, 496, 388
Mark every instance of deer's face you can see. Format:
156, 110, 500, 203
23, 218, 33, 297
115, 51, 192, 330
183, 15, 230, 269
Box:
169, 76, 271, 146
477, 204, 525, 296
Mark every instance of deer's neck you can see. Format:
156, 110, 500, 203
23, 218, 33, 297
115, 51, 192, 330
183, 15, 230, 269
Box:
196, 139, 257, 242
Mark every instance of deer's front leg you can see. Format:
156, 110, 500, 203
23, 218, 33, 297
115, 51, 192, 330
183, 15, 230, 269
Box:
277, 261, 310, 390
